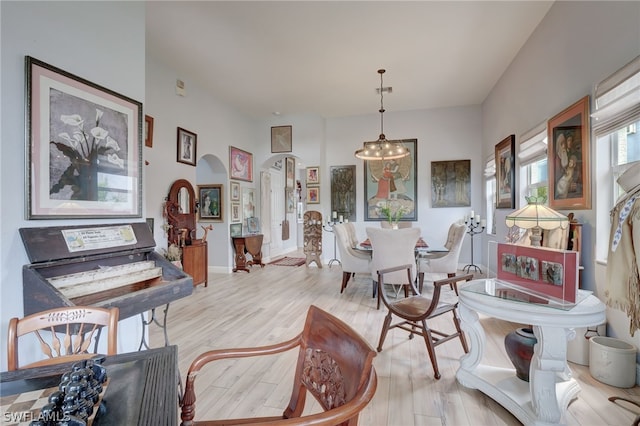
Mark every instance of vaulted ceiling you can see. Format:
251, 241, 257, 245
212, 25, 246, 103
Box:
146, 1, 554, 119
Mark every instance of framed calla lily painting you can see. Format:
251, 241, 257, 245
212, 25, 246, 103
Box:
25, 56, 143, 219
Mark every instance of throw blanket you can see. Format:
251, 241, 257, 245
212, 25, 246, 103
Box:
606, 194, 640, 336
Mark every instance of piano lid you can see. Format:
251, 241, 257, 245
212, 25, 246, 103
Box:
20, 222, 156, 264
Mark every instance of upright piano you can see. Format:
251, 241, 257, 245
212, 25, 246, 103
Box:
20, 223, 193, 325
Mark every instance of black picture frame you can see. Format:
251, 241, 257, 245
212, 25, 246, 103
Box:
495, 135, 515, 209
25, 56, 143, 219
330, 165, 356, 222
431, 159, 471, 207
177, 127, 197, 166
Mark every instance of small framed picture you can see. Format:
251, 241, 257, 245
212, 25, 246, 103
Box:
495, 135, 515, 209
307, 187, 320, 204
198, 184, 223, 222
271, 125, 292, 153
177, 127, 197, 166
230, 181, 240, 201
230, 223, 243, 237
231, 202, 241, 223
229, 146, 253, 182
286, 157, 295, 189
306, 166, 320, 185
247, 217, 260, 234
145, 115, 154, 148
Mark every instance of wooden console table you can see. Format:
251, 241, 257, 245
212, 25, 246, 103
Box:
456, 279, 605, 426
232, 234, 264, 272
182, 240, 207, 287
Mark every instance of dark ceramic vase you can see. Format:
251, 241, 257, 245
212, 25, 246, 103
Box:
504, 327, 537, 382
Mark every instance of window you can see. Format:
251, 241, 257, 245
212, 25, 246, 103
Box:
484, 157, 496, 235
517, 126, 548, 206
594, 55, 640, 261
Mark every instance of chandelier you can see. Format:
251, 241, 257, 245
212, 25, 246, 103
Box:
354, 69, 410, 161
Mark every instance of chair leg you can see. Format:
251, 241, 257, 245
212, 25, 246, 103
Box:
418, 272, 424, 293
453, 312, 469, 353
421, 320, 441, 380
340, 272, 351, 293
377, 312, 393, 352
372, 280, 377, 298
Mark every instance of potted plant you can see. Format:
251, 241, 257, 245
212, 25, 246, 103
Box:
379, 200, 408, 229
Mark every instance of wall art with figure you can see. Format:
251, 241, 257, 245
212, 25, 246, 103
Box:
363, 139, 417, 221
431, 159, 471, 207
548, 96, 591, 209
26, 56, 142, 219
330, 165, 356, 222
198, 184, 223, 222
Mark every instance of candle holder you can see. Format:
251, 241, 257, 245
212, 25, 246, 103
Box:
323, 219, 343, 267
462, 216, 485, 273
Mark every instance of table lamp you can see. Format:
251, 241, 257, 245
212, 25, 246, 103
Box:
505, 196, 568, 246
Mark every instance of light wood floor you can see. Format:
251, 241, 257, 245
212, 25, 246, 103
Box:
150, 253, 640, 425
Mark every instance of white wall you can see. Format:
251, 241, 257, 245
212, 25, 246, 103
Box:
0, 1, 146, 370
481, 1, 640, 356
145, 55, 259, 271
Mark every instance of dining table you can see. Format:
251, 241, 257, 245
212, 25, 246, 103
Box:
1, 345, 179, 426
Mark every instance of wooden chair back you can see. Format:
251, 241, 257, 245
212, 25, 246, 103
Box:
180, 305, 377, 425
376, 265, 473, 379
7, 306, 119, 371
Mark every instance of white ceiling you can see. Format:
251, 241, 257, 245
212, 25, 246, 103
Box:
146, 1, 554, 119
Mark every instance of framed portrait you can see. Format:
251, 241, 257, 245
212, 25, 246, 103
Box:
330, 165, 356, 222
246, 217, 260, 234
431, 160, 471, 207
229, 146, 253, 182
364, 139, 418, 221
230, 202, 241, 223
271, 125, 292, 153
230, 223, 242, 237
307, 187, 320, 204
306, 166, 320, 185
230, 181, 240, 201
297, 202, 304, 223
145, 115, 154, 148
198, 184, 223, 222
548, 96, 591, 210
25, 56, 142, 219
286, 188, 295, 213
495, 135, 515, 209
285, 157, 295, 189
177, 127, 197, 166
242, 187, 256, 219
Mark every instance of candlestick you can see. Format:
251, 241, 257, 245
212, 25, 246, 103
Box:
332, 211, 337, 219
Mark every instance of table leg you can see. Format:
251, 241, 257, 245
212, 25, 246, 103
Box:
456, 303, 485, 385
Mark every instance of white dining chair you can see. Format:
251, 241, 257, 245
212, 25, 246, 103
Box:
366, 227, 421, 309
333, 223, 372, 293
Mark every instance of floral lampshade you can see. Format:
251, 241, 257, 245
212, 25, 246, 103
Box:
505, 196, 568, 246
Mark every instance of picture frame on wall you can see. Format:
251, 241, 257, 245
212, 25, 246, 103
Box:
431, 159, 471, 207
286, 188, 295, 213
177, 127, 197, 166
495, 135, 515, 209
25, 56, 143, 219
307, 187, 320, 204
364, 139, 418, 221
229, 146, 253, 182
231, 202, 241, 223
306, 166, 320, 185
247, 217, 260, 234
198, 184, 223, 222
242, 187, 256, 219
330, 165, 356, 222
230, 181, 240, 201
230, 223, 242, 237
285, 157, 295, 189
145, 115, 154, 148
271, 125, 292, 153
548, 96, 591, 210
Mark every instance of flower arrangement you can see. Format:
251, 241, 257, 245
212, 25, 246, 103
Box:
50, 109, 125, 201
379, 200, 408, 226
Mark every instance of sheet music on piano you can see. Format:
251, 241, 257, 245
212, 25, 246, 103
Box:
20, 222, 194, 346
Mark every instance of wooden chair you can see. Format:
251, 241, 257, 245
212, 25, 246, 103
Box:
7, 306, 119, 371
376, 265, 472, 380
180, 305, 377, 426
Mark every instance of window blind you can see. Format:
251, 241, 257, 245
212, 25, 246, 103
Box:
518, 123, 547, 165
484, 155, 496, 178
593, 55, 640, 136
